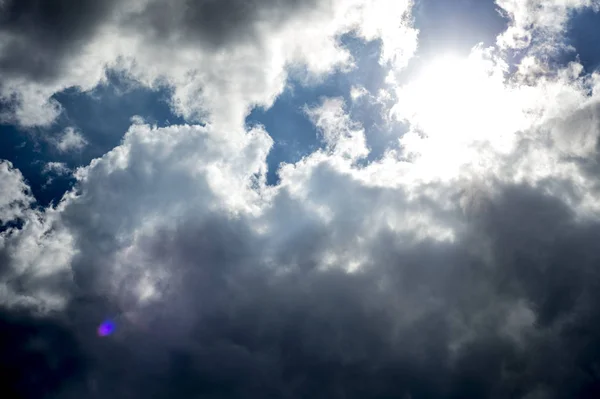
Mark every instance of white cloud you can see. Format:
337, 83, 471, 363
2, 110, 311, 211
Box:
43, 162, 71, 176
342, 0, 418, 68
53, 127, 88, 153
0, 0, 418, 131
496, 0, 600, 51
0, 161, 34, 225
386, 40, 600, 206
306, 97, 369, 160
350, 85, 368, 101
0, 162, 74, 311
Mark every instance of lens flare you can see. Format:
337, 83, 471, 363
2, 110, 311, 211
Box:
97, 320, 116, 337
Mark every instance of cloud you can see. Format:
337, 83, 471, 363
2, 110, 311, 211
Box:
5, 116, 600, 397
0, 170, 73, 313
0, 0, 417, 128
496, 0, 600, 51
122, 0, 321, 50
42, 162, 72, 188
0, 0, 118, 82
5, 0, 600, 398
350, 85, 368, 101
52, 127, 88, 153
0, 161, 33, 226
306, 97, 369, 160
43, 162, 71, 176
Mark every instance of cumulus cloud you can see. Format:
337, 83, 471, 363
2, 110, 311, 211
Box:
0, 161, 34, 226
0, 162, 73, 313
5, 0, 600, 398
0, 0, 417, 128
5, 115, 600, 397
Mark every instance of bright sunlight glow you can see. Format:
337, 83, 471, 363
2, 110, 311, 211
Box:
392, 49, 532, 181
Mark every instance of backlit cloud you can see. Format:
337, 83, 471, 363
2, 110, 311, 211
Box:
3, 0, 600, 398
0, 0, 417, 128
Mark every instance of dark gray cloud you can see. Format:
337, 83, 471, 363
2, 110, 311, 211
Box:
3, 179, 600, 398
124, 0, 321, 50
0, 308, 85, 398
0, 0, 118, 83
0, 0, 321, 85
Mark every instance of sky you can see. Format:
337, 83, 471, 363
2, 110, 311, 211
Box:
4, 0, 600, 398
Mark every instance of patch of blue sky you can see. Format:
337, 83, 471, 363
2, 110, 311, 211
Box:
51, 70, 186, 161
0, 71, 184, 207
414, 0, 506, 55
401, 0, 507, 79
247, 33, 394, 185
0, 124, 72, 209
566, 9, 600, 73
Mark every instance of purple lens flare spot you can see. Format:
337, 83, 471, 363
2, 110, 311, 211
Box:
97, 319, 116, 337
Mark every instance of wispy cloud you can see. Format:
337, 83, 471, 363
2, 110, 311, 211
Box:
52, 127, 87, 153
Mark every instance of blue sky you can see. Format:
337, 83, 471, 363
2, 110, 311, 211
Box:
568, 9, 600, 70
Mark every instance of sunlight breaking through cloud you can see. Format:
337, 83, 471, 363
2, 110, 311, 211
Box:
3, 1, 600, 398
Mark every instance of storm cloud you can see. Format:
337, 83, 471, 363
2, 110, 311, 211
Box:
0, 0, 118, 82
4, 178, 600, 398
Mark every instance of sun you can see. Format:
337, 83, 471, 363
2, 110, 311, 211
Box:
392, 50, 529, 181
396, 52, 511, 140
